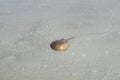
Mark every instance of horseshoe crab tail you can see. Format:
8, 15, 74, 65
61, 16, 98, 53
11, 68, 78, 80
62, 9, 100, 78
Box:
67, 37, 75, 40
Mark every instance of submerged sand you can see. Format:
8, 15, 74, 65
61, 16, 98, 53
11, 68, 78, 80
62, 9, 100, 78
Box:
0, 0, 120, 80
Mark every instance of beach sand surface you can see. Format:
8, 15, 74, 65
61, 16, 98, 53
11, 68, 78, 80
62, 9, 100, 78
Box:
0, 0, 120, 80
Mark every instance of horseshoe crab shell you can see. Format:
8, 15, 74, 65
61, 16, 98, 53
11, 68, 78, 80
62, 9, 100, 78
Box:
50, 37, 75, 51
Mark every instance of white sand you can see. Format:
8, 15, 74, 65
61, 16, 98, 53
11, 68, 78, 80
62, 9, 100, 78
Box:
0, 0, 120, 80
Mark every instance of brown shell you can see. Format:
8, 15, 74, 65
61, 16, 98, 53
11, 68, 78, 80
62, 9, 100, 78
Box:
50, 39, 69, 51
